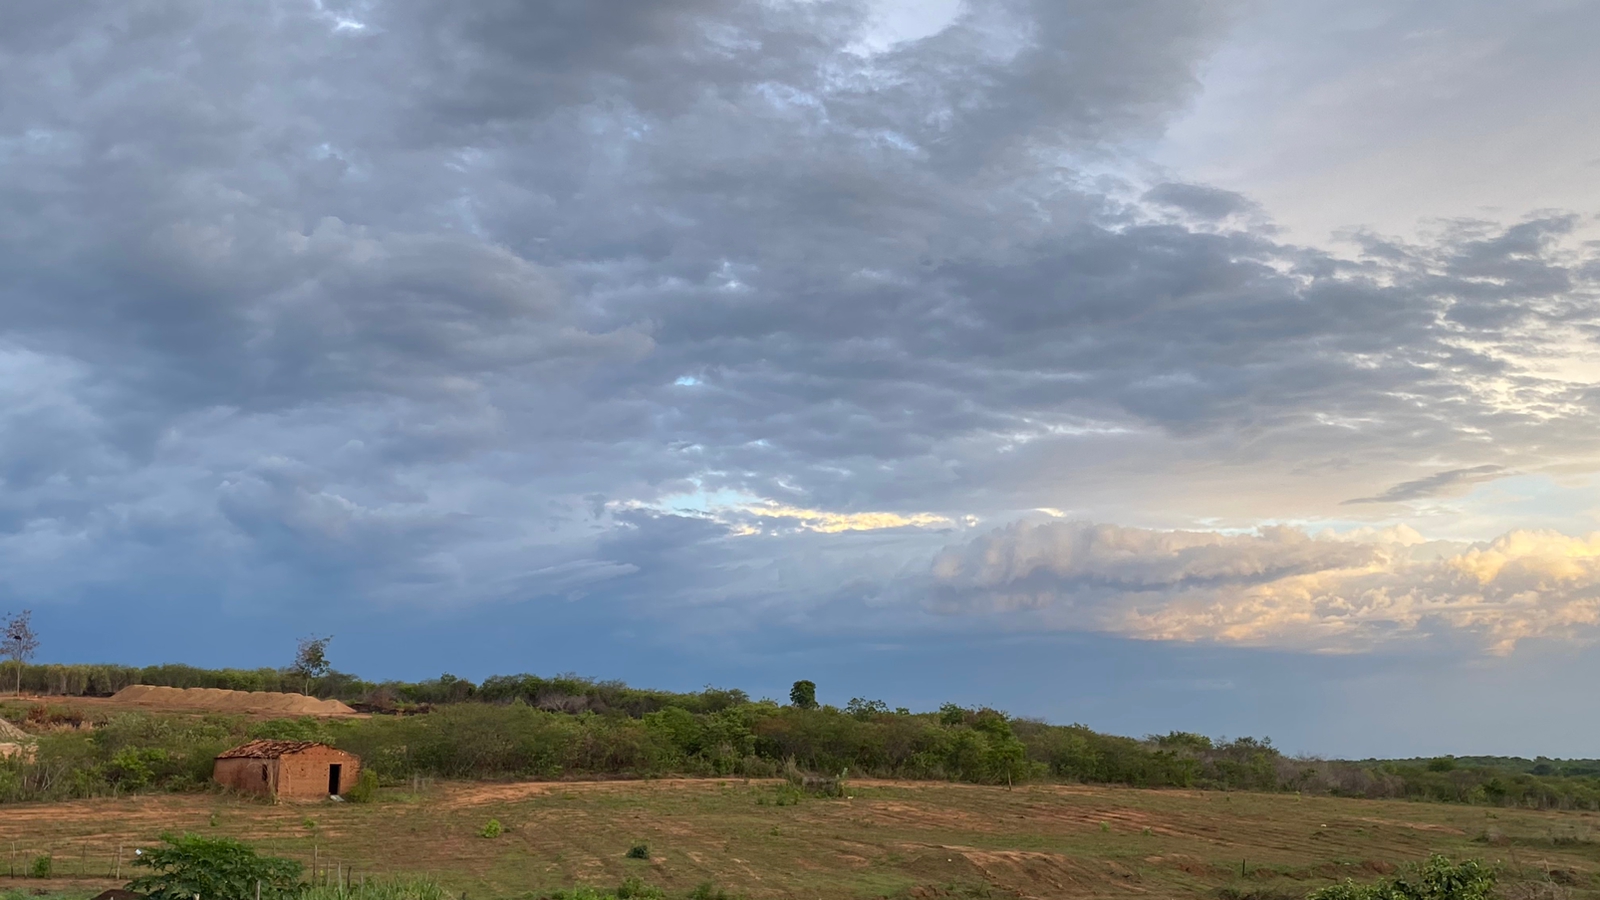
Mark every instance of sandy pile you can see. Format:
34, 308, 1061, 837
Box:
0, 717, 30, 741
110, 685, 357, 716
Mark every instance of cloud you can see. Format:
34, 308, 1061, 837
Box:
929, 520, 1600, 654
1143, 182, 1257, 220
1343, 465, 1511, 504
0, 0, 1599, 674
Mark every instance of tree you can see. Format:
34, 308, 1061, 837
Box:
291, 635, 332, 695
789, 679, 817, 709
127, 833, 302, 900
1, 610, 38, 698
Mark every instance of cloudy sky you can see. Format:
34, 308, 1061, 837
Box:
5, 0, 1600, 757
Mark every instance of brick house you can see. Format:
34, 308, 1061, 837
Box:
213, 740, 361, 800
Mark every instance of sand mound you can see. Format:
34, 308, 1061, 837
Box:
0, 717, 30, 742
109, 685, 356, 716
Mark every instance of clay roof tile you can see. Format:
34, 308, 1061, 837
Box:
215, 739, 336, 760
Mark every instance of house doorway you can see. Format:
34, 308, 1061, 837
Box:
328, 763, 342, 795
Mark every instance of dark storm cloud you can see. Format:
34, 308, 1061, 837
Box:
1, 0, 1599, 652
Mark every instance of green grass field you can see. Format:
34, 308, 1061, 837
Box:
2, 778, 1597, 899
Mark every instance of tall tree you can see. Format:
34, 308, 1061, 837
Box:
789, 679, 817, 709
1, 610, 38, 698
291, 635, 332, 695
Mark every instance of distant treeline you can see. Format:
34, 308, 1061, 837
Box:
4, 663, 1600, 811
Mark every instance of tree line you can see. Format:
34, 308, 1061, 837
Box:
4, 664, 1600, 810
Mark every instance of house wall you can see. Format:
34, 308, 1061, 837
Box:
213, 746, 360, 800
276, 745, 361, 799
213, 757, 275, 797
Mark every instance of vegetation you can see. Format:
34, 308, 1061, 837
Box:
126, 833, 303, 900
299, 880, 450, 900
1, 777, 1581, 900
2, 610, 38, 698
4, 664, 1600, 812
1307, 855, 1498, 900
291, 636, 334, 697
786, 680, 815, 711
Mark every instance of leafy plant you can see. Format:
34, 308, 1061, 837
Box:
480, 819, 503, 838
346, 768, 379, 803
624, 842, 650, 860
28, 854, 52, 878
1307, 856, 1497, 900
614, 876, 664, 899
688, 882, 732, 900
125, 833, 303, 900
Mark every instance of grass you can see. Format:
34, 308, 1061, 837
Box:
2, 779, 1599, 899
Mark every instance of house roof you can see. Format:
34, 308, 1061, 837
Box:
216, 739, 345, 760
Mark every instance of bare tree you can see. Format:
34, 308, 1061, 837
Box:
292, 634, 332, 695
2, 610, 38, 698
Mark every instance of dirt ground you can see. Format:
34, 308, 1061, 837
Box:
7, 692, 362, 720
3, 779, 1598, 899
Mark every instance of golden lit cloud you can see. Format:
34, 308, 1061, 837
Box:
930, 521, 1600, 654
734, 503, 952, 534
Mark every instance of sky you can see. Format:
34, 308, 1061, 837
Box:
4, 0, 1600, 758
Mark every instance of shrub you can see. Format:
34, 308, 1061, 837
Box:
126, 833, 303, 900
614, 875, 664, 899
480, 819, 503, 838
28, 855, 51, 878
688, 882, 732, 900
624, 842, 650, 860
1307, 856, 1497, 900
346, 768, 379, 803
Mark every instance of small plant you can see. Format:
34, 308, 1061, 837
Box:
346, 769, 379, 803
1100, 822, 1110, 833
688, 883, 732, 900
1142, 826, 1152, 837
480, 819, 503, 839
625, 842, 650, 860
29, 854, 52, 878
614, 875, 664, 899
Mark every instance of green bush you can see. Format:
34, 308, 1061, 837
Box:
28, 855, 51, 878
688, 882, 733, 900
345, 768, 379, 803
126, 833, 303, 900
624, 842, 650, 860
614, 876, 664, 899
1307, 856, 1497, 900
480, 819, 503, 838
